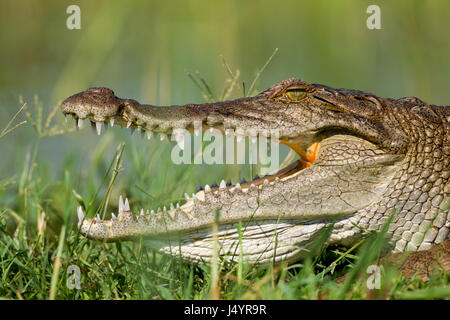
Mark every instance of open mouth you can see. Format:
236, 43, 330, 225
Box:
58, 79, 416, 264
67, 114, 321, 200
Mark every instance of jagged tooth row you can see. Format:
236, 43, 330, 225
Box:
72, 114, 277, 139
192, 174, 283, 199
71, 116, 185, 148
193, 173, 272, 195
77, 194, 183, 224
70, 115, 280, 151
77, 174, 283, 226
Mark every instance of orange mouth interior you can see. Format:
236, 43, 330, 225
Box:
238, 141, 320, 188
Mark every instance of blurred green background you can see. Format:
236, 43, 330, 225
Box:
1, 0, 450, 190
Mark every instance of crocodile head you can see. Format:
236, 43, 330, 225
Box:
61, 78, 449, 264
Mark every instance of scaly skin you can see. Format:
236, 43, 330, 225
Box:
61, 78, 449, 265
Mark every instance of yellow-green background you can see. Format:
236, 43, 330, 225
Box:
1, 0, 449, 174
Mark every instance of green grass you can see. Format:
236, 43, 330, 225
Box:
0, 63, 449, 300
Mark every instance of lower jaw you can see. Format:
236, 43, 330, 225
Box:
144, 218, 329, 264
188, 140, 320, 198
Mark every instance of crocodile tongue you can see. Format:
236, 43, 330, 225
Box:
281, 140, 320, 166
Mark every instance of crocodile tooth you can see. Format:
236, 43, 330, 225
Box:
196, 181, 203, 192
211, 181, 218, 188
111, 212, 116, 219
168, 210, 176, 220
77, 206, 84, 221
146, 210, 149, 214
77, 118, 84, 128
194, 129, 200, 136
184, 193, 190, 200
140, 208, 144, 216
64, 115, 68, 123
127, 121, 132, 128
124, 198, 130, 211
170, 203, 174, 210
147, 131, 153, 140
96, 214, 101, 222
119, 195, 124, 213
96, 121, 102, 135
204, 184, 211, 193
235, 183, 241, 189
110, 118, 115, 127
160, 133, 167, 141
251, 136, 257, 143
196, 190, 205, 201
173, 131, 185, 150
275, 177, 280, 182
250, 183, 256, 189
151, 210, 155, 214
240, 178, 247, 184
219, 180, 226, 189
176, 203, 180, 209
237, 135, 244, 142
163, 206, 167, 212
226, 179, 232, 186
192, 193, 197, 200
157, 207, 161, 212
209, 127, 214, 133
263, 179, 269, 184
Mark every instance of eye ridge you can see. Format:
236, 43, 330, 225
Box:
285, 89, 307, 101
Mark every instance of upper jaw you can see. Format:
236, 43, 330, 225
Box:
60, 85, 405, 158
61, 87, 324, 174
61, 87, 306, 140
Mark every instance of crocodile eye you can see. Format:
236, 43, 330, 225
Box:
286, 89, 307, 101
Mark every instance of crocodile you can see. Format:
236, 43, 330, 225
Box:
61, 78, 450, 268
